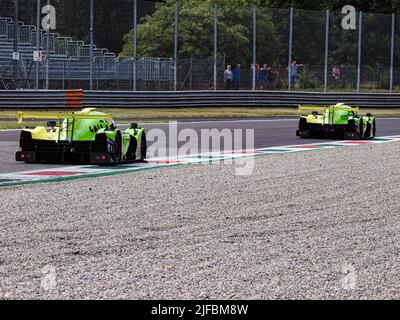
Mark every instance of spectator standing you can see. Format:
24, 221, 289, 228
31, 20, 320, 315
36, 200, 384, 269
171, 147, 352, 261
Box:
267, 63, 279, 88
233, 64, 241, 90
332, 65, 341, 88
286, 60, 303, 87
258, 64, 267, 90
224, 65, 233, 90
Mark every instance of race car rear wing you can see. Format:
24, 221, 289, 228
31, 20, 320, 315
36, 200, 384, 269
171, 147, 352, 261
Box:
17, 112, 113, 124
298, 105, 360, 113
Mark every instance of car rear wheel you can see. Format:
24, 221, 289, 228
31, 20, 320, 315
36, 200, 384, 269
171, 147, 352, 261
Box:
140, 133, 147, 161
358, 118, 364, 138
364, 121, 372, 138
299, 117, 308, 130
372, 119, 376, 137
108, 133, 122, 164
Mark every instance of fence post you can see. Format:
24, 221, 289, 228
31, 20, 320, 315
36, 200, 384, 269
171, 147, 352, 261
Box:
213, 1, 217, 91
35, 0, 40, 89
390, 13, 395, 93
288, 7, 294, 91
324, 9, 330, 93
357, 11, 363, 93
68, 58, 71, 88
45, 0, 50, 90
133, 0, 137, 91
173, 1, 179, 91
13, 0, 19, 89
97, 57, 100, 90
89, 0, 94, 90
252, 5, 256, 91
62, 59, 65, 89
189, 56, 193, 90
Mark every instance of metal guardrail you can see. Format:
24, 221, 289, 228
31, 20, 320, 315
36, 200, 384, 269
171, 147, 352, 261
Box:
1, 90, 400, 108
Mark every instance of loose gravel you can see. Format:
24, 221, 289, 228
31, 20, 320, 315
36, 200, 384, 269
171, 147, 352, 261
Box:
1, 142, 400, 299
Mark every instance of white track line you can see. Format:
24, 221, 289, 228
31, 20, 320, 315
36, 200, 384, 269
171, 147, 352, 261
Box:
0, 129, 21, 132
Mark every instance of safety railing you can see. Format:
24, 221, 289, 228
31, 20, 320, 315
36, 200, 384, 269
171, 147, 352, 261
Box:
1, 90, 400, 108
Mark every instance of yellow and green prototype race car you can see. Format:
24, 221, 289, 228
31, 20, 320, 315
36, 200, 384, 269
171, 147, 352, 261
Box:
296, 103, 376, 139
16, 108, 147, 165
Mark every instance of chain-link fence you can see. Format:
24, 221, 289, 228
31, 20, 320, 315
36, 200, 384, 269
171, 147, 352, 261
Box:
0, 0, 399, 92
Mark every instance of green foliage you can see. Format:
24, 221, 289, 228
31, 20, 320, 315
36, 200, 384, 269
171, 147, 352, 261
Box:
120, 0, 282, 63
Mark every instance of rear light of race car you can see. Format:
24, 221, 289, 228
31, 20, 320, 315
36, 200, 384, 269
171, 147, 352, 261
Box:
16, 151, 36, 162
91, 153, 112, 164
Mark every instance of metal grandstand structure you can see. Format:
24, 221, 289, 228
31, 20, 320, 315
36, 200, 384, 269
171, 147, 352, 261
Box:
0, 11, 174, 91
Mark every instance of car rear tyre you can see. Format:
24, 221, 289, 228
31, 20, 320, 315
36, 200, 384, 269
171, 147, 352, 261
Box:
109, 133, 122, 164
140, 133, 147, 161
364, 121, 372, 138
299, 118, 308, 130
358, 118, 364, 139
373, 119, 376, 137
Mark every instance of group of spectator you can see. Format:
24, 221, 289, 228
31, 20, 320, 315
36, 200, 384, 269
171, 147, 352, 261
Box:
224, 61, 345, 90
257, 63, 280, 89
224, 62, 288, 90
223, 64, 241, 90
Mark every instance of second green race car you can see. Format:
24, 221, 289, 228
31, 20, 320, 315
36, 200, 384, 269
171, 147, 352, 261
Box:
16, 108, 147, 165
296, 103, 376, 140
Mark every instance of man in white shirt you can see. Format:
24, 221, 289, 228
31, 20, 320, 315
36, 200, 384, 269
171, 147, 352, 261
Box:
224, 65, 233, 90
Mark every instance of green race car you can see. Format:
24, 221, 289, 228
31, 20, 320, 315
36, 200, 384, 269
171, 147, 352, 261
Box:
16, 108, 147, 165
296, 103, 376, 139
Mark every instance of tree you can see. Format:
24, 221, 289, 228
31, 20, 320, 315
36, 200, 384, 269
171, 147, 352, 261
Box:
119, 0, 282, 65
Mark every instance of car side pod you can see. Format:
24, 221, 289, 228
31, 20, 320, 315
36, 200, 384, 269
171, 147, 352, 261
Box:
16, 151, 36, 162
90, 153, 113, 165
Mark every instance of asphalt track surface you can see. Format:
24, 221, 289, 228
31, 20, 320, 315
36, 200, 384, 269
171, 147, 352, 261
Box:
0, 117, 400, 174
